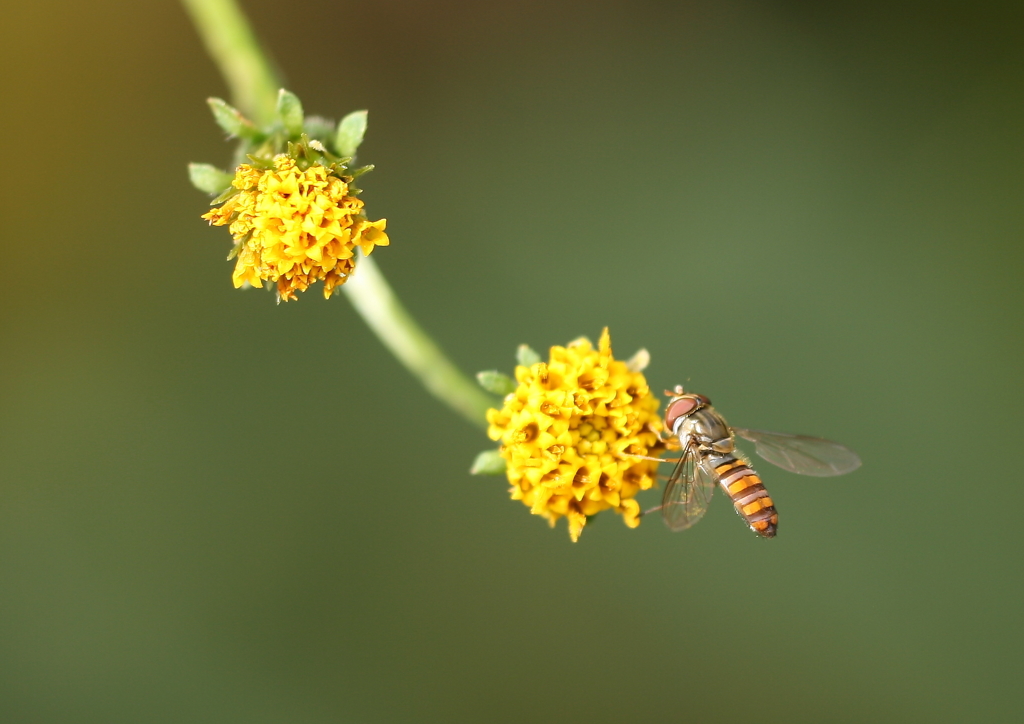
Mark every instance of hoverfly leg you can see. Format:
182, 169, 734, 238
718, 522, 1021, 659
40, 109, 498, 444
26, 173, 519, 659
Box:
641, 502, 666, 517
622, 452, 680, 464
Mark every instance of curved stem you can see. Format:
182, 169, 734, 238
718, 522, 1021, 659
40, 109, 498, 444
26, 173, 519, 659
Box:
181, 0, 281, 125
182, 0, 496, 429
343, 253, 494, 429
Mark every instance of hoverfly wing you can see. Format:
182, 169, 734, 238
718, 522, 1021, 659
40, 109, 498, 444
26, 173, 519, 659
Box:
731, 427, 861, 477
661, 443, 717, 531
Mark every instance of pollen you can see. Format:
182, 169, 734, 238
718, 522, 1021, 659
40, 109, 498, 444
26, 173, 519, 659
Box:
486, 329, 663, 542
202, 155, 389, 301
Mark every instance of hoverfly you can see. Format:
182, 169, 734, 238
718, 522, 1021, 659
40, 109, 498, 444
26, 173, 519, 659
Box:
648, 386, 860, 537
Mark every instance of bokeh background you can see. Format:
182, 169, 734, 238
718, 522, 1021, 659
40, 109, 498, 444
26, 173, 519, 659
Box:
2, 1, 1022, 722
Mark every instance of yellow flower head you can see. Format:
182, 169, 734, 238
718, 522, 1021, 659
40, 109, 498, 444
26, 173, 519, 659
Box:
486, 329, 662, 542
202, 155, 389, 301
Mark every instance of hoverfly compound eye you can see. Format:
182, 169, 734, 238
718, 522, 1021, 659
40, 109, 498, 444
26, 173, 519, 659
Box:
664, 394, 704, 431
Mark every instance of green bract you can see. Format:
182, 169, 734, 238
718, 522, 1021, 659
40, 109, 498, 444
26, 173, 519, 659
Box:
188, 163, 234, 195
197, 89, 375, 179
276, 89, 304, 138
469, 450, 507, 476
516, 344, 541, 367
476, 370, 516, 397
335, 110, 368, 158
207, 97, 264, 142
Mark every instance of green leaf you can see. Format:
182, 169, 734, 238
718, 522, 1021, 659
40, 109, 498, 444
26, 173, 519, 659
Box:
335, 110, 368, 157
207, 98, 262, 141
470, 450, 507, 476
476, 370, 516, 396
277, 89, 305, 138
188, 163, 234, 195
516, 344, 542, 367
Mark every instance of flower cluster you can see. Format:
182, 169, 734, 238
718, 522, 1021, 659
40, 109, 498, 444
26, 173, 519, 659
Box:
202, 155, 389, 301
486, 329, 662, 541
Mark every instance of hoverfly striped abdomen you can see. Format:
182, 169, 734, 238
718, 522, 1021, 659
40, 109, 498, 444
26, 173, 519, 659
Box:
708, 454, 778, 538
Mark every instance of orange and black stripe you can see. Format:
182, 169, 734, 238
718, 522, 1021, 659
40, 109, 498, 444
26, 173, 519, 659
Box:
712, 455, 778, 538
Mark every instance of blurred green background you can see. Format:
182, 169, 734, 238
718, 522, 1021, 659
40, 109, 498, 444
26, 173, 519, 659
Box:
1, 1, 1022, 722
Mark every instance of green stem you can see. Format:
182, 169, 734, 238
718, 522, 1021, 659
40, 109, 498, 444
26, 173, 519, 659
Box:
182, 0, 496, 429
181, 0, 280, 125
343, 253, 495, 429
